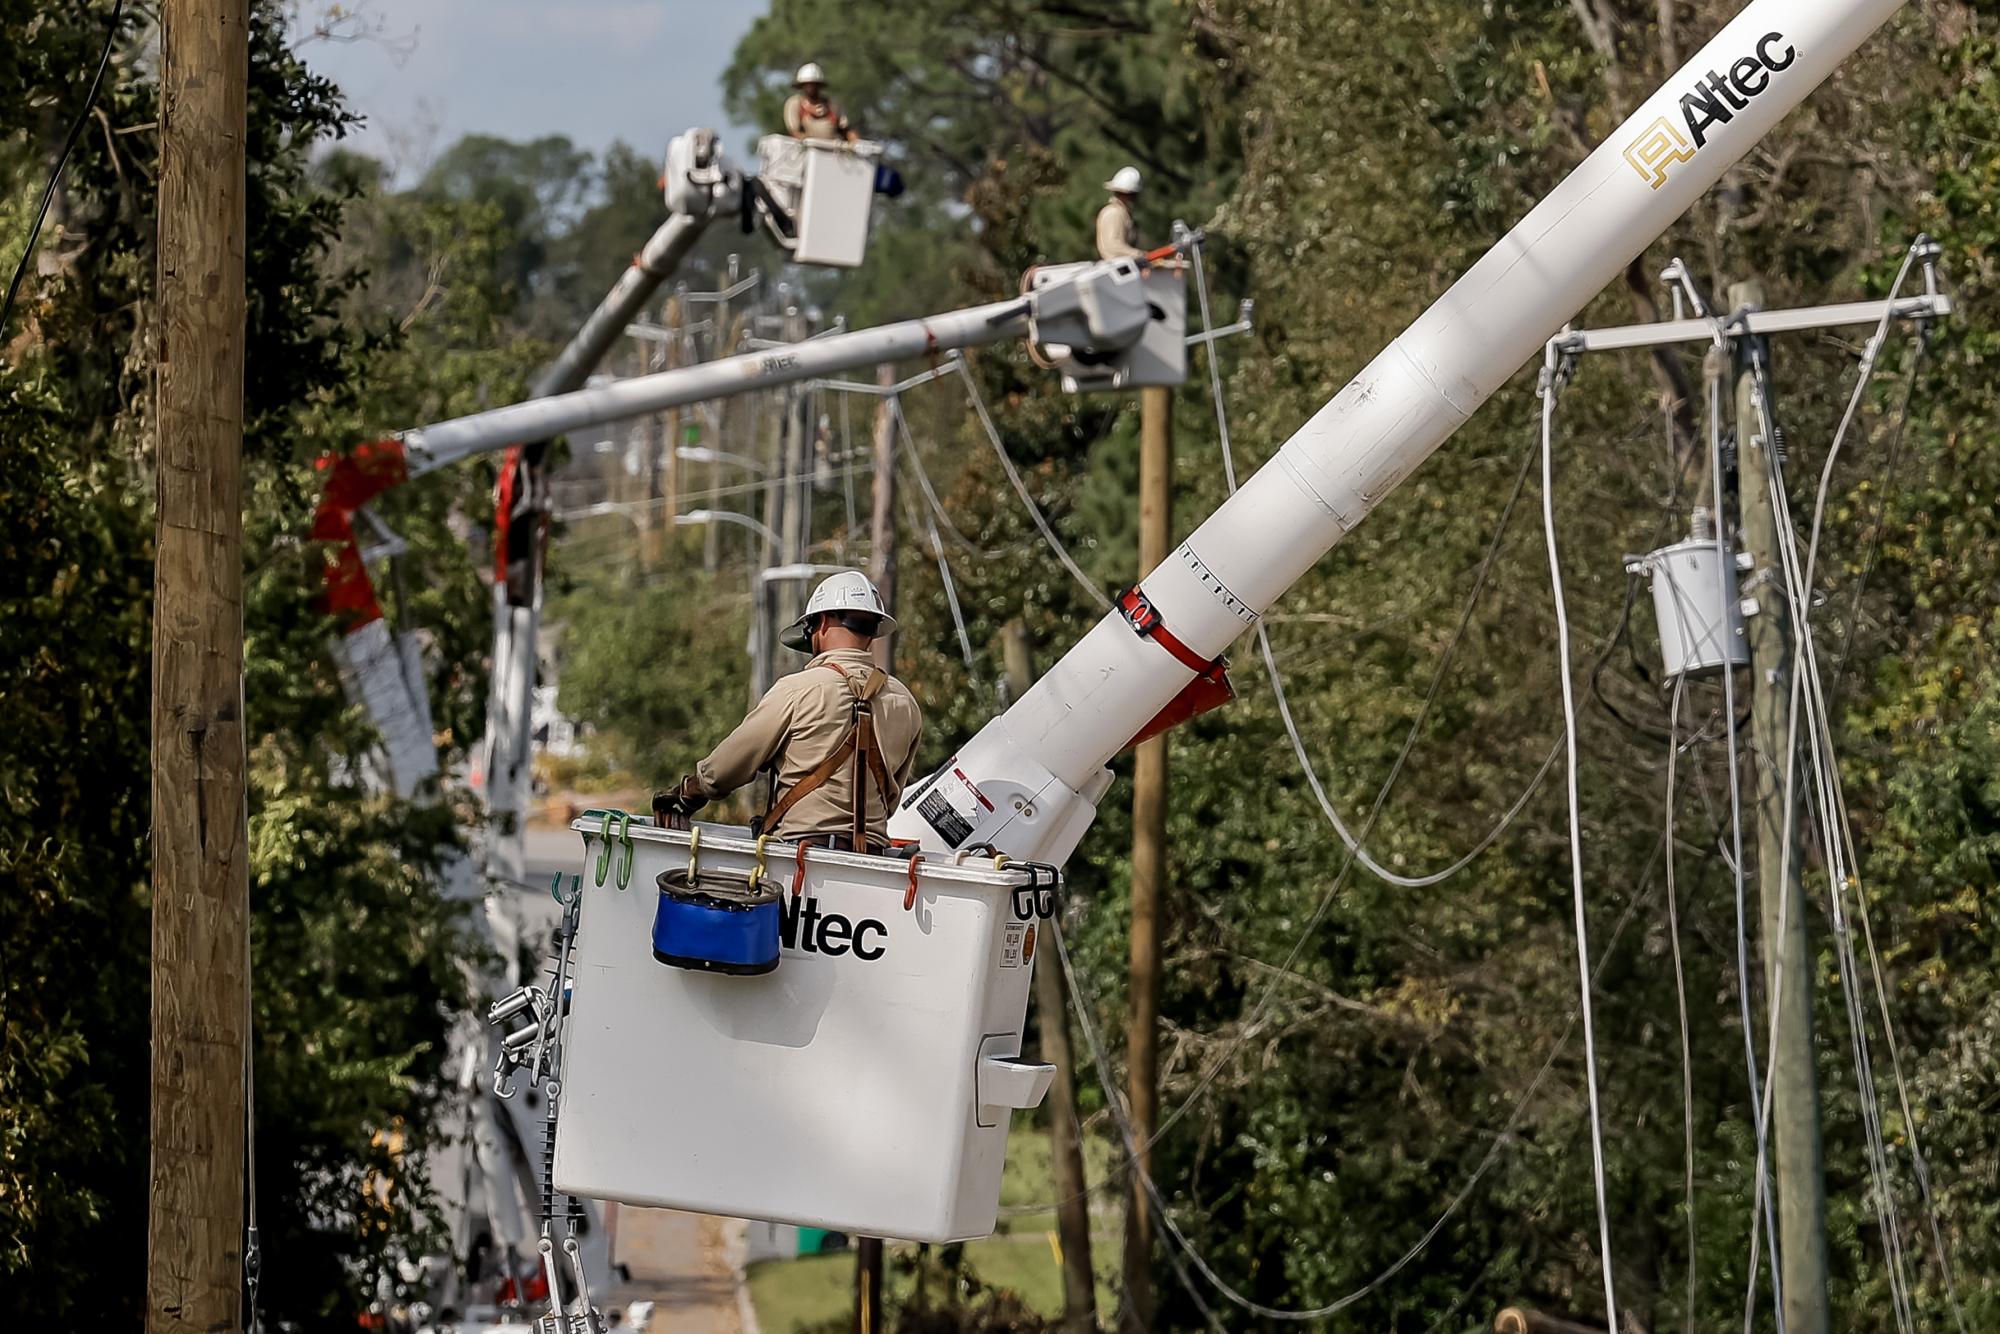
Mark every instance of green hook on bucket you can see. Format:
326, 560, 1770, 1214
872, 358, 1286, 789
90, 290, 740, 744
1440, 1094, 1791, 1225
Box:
595, 809, 635, 889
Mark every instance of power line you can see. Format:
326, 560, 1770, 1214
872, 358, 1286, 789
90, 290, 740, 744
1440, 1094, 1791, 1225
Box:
1663, 677, 1700, 1334
1748, 328, 1956, 1330
892, 406, 977, 676
1137, 257, 1569, 1154
1, 0, 126, 338
951, 355, 1112, 612
1669, 266, 1788, 1330
1537, 364, 1622, 1333
1825, 344, 1928, 706
1254, 450, 1560, 890
1760, 401, 1919, 1332
1190, 235, 1560, 893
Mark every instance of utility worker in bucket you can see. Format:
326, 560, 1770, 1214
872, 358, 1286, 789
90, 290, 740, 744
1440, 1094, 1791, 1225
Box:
654, 572, 922, 850
1095, 166, 1147, 261
783, 62, 858, 143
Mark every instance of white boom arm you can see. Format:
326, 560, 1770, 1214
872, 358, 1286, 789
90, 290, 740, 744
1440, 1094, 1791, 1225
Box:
400, 260, 1159, 475
890, 0, 1910, 864
477, 133, 735, 872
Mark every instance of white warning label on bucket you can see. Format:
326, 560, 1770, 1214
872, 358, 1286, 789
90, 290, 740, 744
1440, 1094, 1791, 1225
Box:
1002, 921, 1029, 968
914, 763, 992, 849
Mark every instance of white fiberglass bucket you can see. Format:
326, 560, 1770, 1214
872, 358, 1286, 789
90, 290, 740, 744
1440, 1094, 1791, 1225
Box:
755, 135, 880, 269
552, 816, 1057, 1243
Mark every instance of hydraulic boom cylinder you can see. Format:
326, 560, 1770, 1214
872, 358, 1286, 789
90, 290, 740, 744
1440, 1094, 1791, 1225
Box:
895, 0, 1911, 858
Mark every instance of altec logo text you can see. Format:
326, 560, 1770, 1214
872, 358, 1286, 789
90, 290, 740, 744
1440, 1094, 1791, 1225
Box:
779, 894, 888, 960
1623, 32, 1797, 190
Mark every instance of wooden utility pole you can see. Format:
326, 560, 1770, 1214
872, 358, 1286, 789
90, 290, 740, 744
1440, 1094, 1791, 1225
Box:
649, 293, 684, 569
869, 367, 899, 671
150, 0, 251, 1330
1003, 622, 1100, 1333
628, 333, 654, 573
852, 1235, 884, 1334
1730, 279, 1831, 1334
1122, 384, 1173, 1328
704, 305, 742, 575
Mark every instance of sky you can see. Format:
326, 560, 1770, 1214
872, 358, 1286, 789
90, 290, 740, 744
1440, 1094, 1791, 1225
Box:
299, 0, 769, 182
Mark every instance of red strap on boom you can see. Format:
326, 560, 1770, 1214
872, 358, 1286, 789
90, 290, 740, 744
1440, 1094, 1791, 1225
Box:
1116, 586, 1237, 750
1118, 588, 1218, 676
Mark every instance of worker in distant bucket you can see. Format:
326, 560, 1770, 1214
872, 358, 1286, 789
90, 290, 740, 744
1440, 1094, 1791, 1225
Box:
1095, 166, 1147, 261
784, 62, 858, 143
654, 572, 922, 849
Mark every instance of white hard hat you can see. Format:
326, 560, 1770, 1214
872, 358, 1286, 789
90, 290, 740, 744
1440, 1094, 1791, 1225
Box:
780, 571, 895, 652
1104, 166, 1142, 195
794, 62, 827, 87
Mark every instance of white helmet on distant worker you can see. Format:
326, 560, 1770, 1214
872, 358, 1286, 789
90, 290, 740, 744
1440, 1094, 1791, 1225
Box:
1104, 166, 1143, 196
780, 571, 896, 651
794, 62, 827, 87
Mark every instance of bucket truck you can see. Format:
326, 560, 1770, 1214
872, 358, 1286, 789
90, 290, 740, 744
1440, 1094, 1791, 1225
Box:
468, 0, 1918, 1309
354, 2, 1916, 1324
319, 130, 1192, 1319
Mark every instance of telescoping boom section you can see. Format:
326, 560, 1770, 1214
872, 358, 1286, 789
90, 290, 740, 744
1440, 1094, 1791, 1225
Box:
890, 0, 1912, 865
395, 257, 1171, 475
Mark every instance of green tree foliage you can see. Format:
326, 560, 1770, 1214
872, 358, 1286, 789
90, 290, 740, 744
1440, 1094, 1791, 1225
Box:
557, 565, 755, 792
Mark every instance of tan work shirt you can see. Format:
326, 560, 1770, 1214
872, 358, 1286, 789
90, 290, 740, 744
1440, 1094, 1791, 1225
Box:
1095, 198, 1144, 260
693, 648, 923, 841
783, 93, 852, 142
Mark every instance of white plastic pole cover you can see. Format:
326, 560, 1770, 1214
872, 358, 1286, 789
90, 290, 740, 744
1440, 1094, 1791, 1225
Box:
896, 0, 1910, 856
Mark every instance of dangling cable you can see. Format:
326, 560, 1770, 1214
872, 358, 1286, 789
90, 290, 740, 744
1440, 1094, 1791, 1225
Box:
1055, 833, 1672, 1321
244, 904, 264, 1332
1750, 339, 1939, 1331
1188, 237, 1239, 491
1253, 434, 1561, 890
1664, 676, 1698, 1334
889, 399, 977, 674
1195, 237, 1560, 891
1048, 917, 1227, 1333
1538, 360, 1621, 1332
952, 355, 1111, 611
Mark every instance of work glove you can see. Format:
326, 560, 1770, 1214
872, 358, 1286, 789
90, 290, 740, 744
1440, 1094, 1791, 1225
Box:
652, 776, 709, 827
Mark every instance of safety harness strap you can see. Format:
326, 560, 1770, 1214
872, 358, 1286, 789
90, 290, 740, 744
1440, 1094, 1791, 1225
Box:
759, 666, 897, 841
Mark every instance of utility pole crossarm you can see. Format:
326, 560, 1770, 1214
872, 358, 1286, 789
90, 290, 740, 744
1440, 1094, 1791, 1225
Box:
1558, 293, 1950, 354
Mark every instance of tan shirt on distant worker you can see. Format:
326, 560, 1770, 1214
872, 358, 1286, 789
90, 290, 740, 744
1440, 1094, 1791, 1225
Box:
1095, 196, 1144, 260
693, 648, 923, 842
783, 92, 853, 142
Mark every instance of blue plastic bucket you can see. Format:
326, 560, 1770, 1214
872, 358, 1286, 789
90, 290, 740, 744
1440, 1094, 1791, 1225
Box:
652, 870, 782, 976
